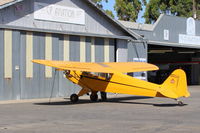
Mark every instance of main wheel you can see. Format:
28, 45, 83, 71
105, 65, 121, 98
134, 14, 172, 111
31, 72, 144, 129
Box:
90, 93, 98, 102
70, 94, 79, 103
100, 92, 107, 101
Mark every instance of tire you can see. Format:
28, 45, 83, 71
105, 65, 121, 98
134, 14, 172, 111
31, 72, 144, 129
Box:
70, 94, 79, 103
90, 93, 98, 102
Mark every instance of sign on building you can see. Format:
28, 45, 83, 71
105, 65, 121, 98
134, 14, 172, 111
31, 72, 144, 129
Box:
164, 29, 169, 40
34, 2, 85, 25
179, 17, 200, 45
133, 58, 147, 80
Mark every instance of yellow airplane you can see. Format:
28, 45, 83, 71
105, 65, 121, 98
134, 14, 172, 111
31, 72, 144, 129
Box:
32, 60, 190, 105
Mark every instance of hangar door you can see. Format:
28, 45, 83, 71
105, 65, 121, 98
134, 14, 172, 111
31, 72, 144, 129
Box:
0, 29, 22, 100
0, 28, 116, 100
148, 45, 200, 85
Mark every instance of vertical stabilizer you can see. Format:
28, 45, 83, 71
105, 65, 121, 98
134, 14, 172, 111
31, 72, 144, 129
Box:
159, 69, 190, 99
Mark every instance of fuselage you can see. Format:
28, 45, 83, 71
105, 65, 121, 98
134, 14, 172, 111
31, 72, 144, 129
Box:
65, 70, 164, 98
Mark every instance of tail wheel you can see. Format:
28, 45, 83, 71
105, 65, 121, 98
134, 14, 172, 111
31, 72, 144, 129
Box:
70, 94, 79, 103
175, 99, 184, 106
100, 92, 107, 101
90, 93, 98, 102
178, 100, 184, 106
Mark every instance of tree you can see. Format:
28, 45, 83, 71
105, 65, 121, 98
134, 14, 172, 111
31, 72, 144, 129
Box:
144, 0, 200, 24
114, 0, 146, 22
105, 10, 115, 18
193, 0, 200, 19
91, 0, 108, 8
91, 0, 114, 18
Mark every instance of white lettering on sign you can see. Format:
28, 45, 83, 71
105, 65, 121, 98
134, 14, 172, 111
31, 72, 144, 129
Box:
34, 2, 85, 25
179, 34, 200, 45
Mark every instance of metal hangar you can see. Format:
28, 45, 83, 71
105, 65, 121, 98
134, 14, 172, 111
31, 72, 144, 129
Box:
0, 0, 146, 100
120, 14, 200, 85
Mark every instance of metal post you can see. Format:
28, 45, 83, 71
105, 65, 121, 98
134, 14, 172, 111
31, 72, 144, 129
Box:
193, 0, 197, 19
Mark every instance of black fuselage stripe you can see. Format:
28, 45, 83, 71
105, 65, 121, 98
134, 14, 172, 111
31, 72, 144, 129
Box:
82, 76, 153, 91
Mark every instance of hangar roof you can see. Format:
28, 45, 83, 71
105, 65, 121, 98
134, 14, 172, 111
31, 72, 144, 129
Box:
119, 20, 154, 31
0, 0, 141, 40
120, 14, 200, 49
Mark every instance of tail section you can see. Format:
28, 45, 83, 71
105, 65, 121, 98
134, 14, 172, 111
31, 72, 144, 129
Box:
158, 69, 190, 99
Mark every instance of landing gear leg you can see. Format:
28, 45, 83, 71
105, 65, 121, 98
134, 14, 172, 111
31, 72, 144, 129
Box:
70, 94, 79, 103
100, 92, 107, 101
90, 92, 98, 102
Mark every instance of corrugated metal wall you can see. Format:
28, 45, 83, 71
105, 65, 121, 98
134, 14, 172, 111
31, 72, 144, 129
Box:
0, 28, 115, 100
116, 39, 148, 80
128, 42, 148, 79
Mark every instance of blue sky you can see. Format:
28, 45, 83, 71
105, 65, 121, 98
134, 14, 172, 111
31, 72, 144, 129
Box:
102, 0, 149, 24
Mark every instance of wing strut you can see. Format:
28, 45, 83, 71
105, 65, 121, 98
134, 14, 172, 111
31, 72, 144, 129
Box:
49, 69, 58, 103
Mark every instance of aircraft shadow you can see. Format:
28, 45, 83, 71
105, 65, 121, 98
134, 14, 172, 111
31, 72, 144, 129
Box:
105, 97, 187, 107
34, 96, 187, 107
153, 103, 187, 107
34, 96, 151, 106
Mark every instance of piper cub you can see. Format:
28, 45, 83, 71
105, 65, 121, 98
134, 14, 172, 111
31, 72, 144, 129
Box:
32, 60, 190, 105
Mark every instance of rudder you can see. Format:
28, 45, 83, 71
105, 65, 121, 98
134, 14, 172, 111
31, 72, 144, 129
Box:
159, 69, 190, 99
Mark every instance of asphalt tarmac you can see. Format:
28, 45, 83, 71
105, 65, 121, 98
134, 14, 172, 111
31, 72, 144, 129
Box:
0, 86, 199, 133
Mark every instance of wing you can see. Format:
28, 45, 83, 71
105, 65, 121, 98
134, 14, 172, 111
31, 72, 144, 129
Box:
32, 60, 159, 73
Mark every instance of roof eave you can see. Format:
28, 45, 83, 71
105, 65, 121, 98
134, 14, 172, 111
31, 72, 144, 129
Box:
0, 0, 24, 10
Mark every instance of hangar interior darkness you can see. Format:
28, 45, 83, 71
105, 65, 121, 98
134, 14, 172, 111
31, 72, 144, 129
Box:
148, 45, 200, 85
